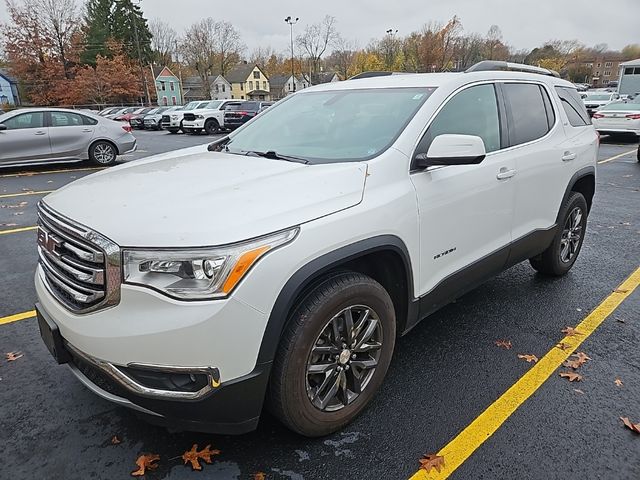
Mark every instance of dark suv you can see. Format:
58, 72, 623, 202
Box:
224, 101, 273, 130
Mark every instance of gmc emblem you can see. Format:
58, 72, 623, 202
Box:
38, 228, 63, 257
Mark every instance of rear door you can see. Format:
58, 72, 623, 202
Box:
47, 111, 96, 159
0, 111, 50, 164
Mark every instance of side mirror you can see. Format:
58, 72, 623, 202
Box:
415, 134, 487, 168
0, 124, 6, 131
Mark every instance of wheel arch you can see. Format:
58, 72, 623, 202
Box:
557, 166, 595, 223
89, 138, 119, 156
256, 235, 416, 365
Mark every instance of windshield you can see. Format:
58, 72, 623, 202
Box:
206, 100, 223, 109
585, 94, 612, 101
196, 102, 209, 109
225, 87, 435, 163
182, 102, 200, 110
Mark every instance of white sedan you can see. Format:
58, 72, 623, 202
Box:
592, 99, 640, 138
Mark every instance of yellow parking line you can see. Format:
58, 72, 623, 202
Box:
410, 266, 640, 480
0, 190, 54, 199
0, 166, 104, 178
0, 310, 36, 326
0, 226, 37, 236
598, 149, 637, 164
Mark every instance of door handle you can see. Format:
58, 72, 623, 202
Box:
562, 151, 577, 162
34, 131, 47, 136
496, 168, 517, 180
82, 129, 93, 133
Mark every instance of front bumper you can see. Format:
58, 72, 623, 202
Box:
183, 120, 205, 129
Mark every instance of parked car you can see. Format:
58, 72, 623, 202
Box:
34, 63, 597, 437
129, 107, 159, 129
143, 106, 175, 130
592, 98, 640, 138
104, 107, 136, 120
98, 107, 123, 116
223, 101, 273, 130
115, 107, 154, 123
0, 108, 136, 168
161, 101, 210, 134
182, 100, 241, 135
582, 91, 620, 115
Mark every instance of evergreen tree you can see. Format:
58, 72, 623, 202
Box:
112, 0, 152, 63
81, 0, 114, 65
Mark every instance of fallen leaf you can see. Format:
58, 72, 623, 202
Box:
559, 371, 583, 382
131, 454, 160, 476
13, 212, 24, 216
564, 352, 591, 370
253, 473, 266, 480
495, 339, 512, 350
573, 389, 585, 394
576, 308, 582, 312
613, 289, 630, 294
7, 201, 27, 208
616, 318, 626, 324
620, 417, 640, 434
6, 352, 23, 361
561, 326, 582, 337
111, 435, 121, 445
181, 444, 220, 471
419, 453, 445, 473
47, 181, 53, 184
518, 354, 538, 363
555, 342, 571, 351
615, 378, 623, 387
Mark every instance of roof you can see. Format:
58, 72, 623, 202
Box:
269, 75, 289, 88
311, 72, 339, 84
226, 64, 265, 83
620, 58, 640, 67
0, 68, 18, 84
152, 66, 176, 79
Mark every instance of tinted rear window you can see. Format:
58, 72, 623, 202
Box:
555, 87, 591, 126
503, 83, 553, 146
227, 102, 260, 111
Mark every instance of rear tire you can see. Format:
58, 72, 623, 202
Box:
167, 128, 179, 134
529, 192, 588, 276
88, 141, 117, 166
268, 272, 396, 437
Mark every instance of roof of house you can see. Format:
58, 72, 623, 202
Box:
269, 75, 288, 88
226, 64, 265, 83
311, 72, 339, 84
0, 68, 18, 84
621, 58, 640, 67
152, 66, 177, 79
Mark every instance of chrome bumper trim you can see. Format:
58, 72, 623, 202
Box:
66, 343, 221, 402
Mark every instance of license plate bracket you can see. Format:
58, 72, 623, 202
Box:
36, 305, 70, 365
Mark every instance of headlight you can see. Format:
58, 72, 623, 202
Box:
123, 228, 298, 300
196, 115, 204, 119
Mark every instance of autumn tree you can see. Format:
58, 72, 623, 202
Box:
149, 18, 177, 65
621, 44, 640, 61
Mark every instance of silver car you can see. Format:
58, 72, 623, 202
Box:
0, 108, 137, 168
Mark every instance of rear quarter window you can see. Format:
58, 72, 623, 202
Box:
503, 83, 554, 146
555, 87, 591, 127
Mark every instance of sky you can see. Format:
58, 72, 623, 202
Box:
1, 0, 638, 55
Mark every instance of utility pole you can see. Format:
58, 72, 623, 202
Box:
385, 28, 398, 71
174, 39, 184, 105
284, 16, 299, 93
132, 0, 151, 105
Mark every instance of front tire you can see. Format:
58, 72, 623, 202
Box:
268, 272, 396, 437
89, 141, 117, 166
204, 119, 220, 135
530, 192, 588, 276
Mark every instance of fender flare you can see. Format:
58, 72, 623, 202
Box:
255, 235, 415, 364
556, 166, 595, 224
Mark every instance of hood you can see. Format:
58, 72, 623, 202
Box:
44, 150, 367, 247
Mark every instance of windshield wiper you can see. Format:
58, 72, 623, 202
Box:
244, 150, 310, 164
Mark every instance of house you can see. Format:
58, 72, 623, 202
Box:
309, 72, 341, 86
0, 69, 20, 106
227, 64, 270, 101
210, 75, 231, 100
572, 55, 623, 87
269, 74, 308, 100
618, 59, 640, 96
152, 66, 183, 106
182, 76, 209, 103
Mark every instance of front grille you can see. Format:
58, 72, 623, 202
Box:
183, 113, 196, 121
37, 202, 121, 313
161, 114, 171, 124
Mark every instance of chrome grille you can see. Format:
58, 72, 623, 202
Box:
37, 202, 121, 313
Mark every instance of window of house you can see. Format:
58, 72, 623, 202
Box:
172, 96, 177, 105
597, 63, 601, 68
635, 67, 640, 74
605, 62, 612, 67
253, 71, 260, 79
160, 81, 166, 91
263, 81, 267, 90
416, 83, 501, 154
240, 83, 244, 91
249, 81, 253, 90
222, 84, 225, 92
604, 71, 611, 77
2, 111, 44, 130
555, 86, 591, 127
162, 97, 168, 106
625, 67, 634, 75
503, 83, 553, 146
170, 82, 175, 91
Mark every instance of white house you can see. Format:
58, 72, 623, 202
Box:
210, 75, 231, 100
618, 59, 640, 96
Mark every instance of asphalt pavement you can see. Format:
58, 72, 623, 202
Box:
0, 132, 638, 480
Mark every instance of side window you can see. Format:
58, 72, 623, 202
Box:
417, 84, 501, 154
503, 83, 552, 146
555, 87, 591, 127
82, 115, 98, 126
2, 112, 45, 130
50, 112, 85, 127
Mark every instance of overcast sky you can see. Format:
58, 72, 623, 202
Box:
1, 0, 638, 55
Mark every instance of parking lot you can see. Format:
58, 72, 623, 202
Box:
0, 132, 638, 479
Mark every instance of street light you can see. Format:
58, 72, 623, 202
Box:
285, 16, 299, 92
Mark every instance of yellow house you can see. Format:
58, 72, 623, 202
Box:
227, 64, 270, 101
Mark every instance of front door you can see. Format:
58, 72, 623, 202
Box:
0, 111, 50, 164
410, 83, 516, 301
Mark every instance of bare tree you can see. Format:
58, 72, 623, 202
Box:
212, 20, 244, 76
181, 18, 217, 90
35, 0, 80, 78
327, 35, 358, 79
249, 46, 277, 70
149, 18, 177, 65
297, 15, 338, 80
485, 25, 503, 60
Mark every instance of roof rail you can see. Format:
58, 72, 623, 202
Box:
348, 71, 406, 80
465, 61, 560, 78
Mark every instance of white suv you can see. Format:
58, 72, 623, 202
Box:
35, 62, 597, 437
182, 100, 241, 135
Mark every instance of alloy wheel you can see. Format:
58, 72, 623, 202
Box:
560, 206, 583, 263
305, 305, 383, 412
93, 143, 116, 164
